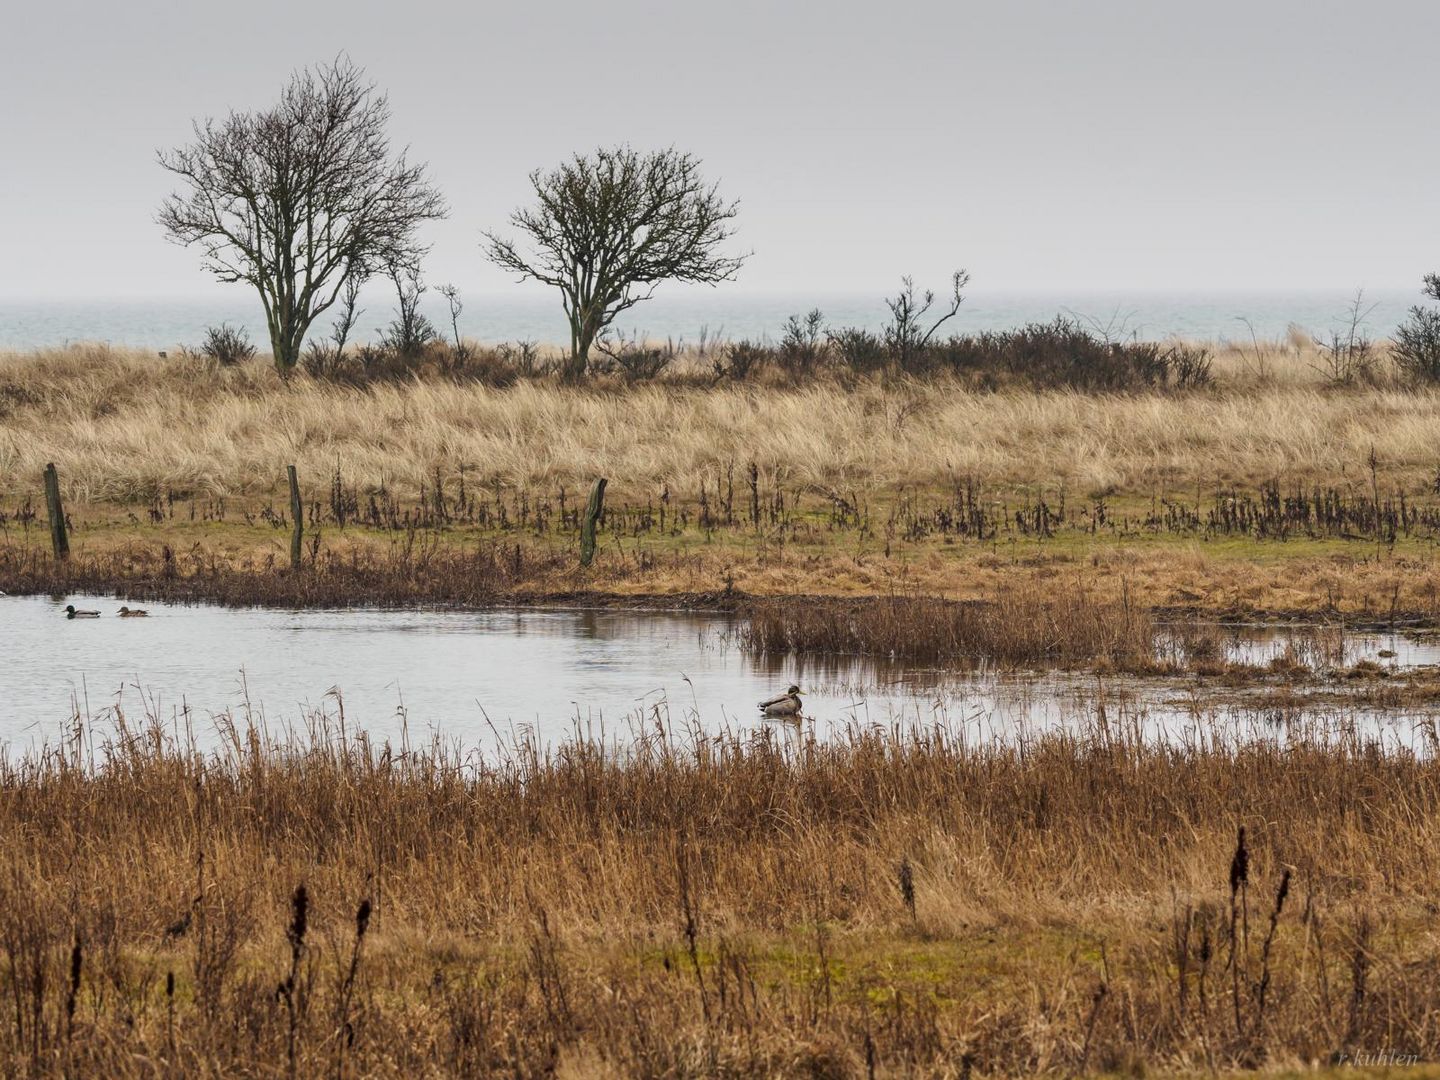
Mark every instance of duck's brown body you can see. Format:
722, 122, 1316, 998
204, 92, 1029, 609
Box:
758, 685, 804, 719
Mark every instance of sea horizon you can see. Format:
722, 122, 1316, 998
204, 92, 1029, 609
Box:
0, 287, 1425, 351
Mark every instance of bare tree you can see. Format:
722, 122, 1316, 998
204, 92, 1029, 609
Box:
302, 276, 364, 379
884, 271, 970, 372
331, 277, 364, 359
483, 147, 746, 380
438, 283, 469, 359
378, 265, 437, 357
158, 58, 446, 375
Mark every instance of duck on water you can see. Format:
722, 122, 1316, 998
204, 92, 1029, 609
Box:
758, 685, 804, 720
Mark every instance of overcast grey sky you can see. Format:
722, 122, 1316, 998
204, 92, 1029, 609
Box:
3, 0, 1437, 300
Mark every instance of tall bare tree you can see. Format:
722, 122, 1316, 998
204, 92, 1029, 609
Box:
484, 147, 746, 380
158, 58, 446, 375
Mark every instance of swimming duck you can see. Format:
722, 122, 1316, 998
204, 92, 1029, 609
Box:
117, 606, 149, 617
64, 605, 100, 619
758, 684, 804, 719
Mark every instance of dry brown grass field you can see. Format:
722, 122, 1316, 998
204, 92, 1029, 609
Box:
2, 342, 1438, 501
5, 342, 1440, 616
3, 713, 1439, 1077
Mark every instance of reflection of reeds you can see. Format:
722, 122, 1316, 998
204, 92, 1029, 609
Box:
0, 711, 1437, 1073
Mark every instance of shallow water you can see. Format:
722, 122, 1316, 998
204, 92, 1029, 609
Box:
0, 594, 1434, 754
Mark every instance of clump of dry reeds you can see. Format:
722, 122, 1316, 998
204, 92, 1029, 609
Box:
0, 535, 571, 607
0, 709, 1436, 1075
742, 588, 1156, 669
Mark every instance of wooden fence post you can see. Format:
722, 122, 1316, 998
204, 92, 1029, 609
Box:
288, 465, 303, 571
43, 463, 69, 561
580, 477, 607, 568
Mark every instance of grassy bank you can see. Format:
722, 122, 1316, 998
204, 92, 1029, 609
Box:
2, 716, 1437, 1076
5, 343, 1440, 617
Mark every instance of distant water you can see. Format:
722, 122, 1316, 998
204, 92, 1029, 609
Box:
0, 289, 1424, 350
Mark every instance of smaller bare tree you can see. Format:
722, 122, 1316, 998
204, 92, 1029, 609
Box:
884, 271, 970, 372
1311, 289, 1379, 387
303, 277, 364, 379
330, 277, 364, 359
378, 266, 437, 358
438, 284, 469, 361
484, 147, 747, 380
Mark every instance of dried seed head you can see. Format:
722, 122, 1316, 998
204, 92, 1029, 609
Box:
288, 884, 309, 951
1229, 827, 1249, 895
69, 935, 83, 991
898, 858, 916, 919
66, 935, 83, 1021
1274, 867, 1292, 915
356, 897, 372, 940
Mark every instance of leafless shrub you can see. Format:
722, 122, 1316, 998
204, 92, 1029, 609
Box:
884, 270, 969, 372
595, 331, 677, 382
496, 339, 547, 378
302, 279, 364, 380
1312, 291, 1380, 387
779, 309, 827, 376
713, 339, 770, 381
197, 324, 256, 367
827, 326, 887, 373
378, 266, 438, 359
932, 318, 1209, 390
1393, 275, 1440, 384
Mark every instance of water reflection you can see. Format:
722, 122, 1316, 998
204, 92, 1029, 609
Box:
1, 594, 1436, 754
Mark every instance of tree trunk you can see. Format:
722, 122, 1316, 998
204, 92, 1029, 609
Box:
566, 304, 604, 381
270, 312, 304, 377
567, 333, 593, 382
275, 336, 302, 376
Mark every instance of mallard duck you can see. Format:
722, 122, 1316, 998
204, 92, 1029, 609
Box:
117, 606, 149, 617
758, 684, 804, 719
64, 605, 100, 619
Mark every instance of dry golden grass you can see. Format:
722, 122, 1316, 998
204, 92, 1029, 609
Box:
3, 344, 1439, 506
8, 340, 1440, 617
2, 711, 1438, 1077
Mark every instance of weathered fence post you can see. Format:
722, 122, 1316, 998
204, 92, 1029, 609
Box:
43, 462, 69, 561
580, 477, 607, 568
288, 464, 303, 571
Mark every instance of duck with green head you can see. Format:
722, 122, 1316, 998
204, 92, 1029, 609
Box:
64, 605, 100, 619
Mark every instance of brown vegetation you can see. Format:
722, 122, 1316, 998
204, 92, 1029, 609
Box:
3, 342, 1440, 507
7, 340, 1440, 620
742, 590, 1156, 669
1, 713, 1436, 1076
